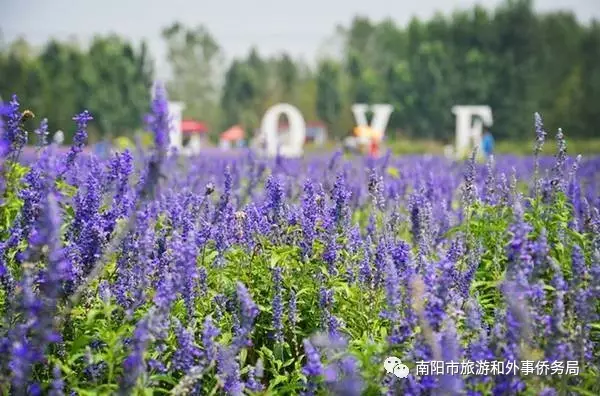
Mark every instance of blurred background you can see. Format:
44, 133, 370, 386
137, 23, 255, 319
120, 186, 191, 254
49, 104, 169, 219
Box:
1, 0, 599, 155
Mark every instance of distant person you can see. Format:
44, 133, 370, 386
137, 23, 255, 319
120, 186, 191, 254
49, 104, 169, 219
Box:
369, 128, 383, 158
482, 130, 495, 159
343, 135, 358, 155
53, 130, 65, 145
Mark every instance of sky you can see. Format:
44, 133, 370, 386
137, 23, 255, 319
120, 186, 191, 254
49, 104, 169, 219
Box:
2, 0, 599, 78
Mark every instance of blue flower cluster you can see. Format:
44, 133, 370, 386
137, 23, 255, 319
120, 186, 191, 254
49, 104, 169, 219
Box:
0, 89, 599, 395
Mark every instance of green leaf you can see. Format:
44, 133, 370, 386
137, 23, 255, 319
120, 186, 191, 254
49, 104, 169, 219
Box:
571, 387, 598, 396
70, 335, 92, 355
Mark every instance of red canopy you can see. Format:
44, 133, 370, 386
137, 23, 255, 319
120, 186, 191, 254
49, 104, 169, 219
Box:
221, 125, 245, 141
181, 119, 208, 134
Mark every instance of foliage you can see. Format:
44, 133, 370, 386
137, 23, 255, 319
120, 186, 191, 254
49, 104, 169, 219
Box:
2, 0, 600, 143
0, 36, 152, 144
162, 22, 224, 138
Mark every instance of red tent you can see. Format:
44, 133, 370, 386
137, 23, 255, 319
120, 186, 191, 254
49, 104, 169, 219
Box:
221, 125, 245, 141
181, 119, 208, 135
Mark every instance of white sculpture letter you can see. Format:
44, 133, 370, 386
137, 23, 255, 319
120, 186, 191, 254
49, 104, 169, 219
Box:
261, 103, 306, 158
167, 101, 185, 151
452, 105, 493, 158
351, 104, 393, 134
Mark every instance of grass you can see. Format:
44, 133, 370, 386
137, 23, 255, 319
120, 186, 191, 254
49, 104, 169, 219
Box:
382, 138, 600, 156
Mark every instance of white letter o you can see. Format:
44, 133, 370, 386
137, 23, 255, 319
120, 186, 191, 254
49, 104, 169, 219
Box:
261, 103, 306, 158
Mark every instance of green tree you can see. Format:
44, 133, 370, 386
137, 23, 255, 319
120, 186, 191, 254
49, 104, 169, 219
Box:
274, 53, 298, 102
0, 36, 153, 143
84, 35, 153, 139
315, 60, 342, 137
579, 21, 600, 138
38, 40, 82, 141
384, 61, 413, 137
220, 60, 261, 132
407, 41, 454, 139
487, 0, 540, 139
162, 22, 224, 134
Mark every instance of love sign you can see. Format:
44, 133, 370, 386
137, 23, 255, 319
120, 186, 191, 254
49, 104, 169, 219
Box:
158, 83, 493, 159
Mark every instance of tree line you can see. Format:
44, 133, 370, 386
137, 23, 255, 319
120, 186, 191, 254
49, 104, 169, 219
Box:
0, 34, 154, 144
1, 0, 599, 144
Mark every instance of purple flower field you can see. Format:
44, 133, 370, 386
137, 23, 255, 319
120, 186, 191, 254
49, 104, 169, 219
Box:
1, 87, 599, 395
